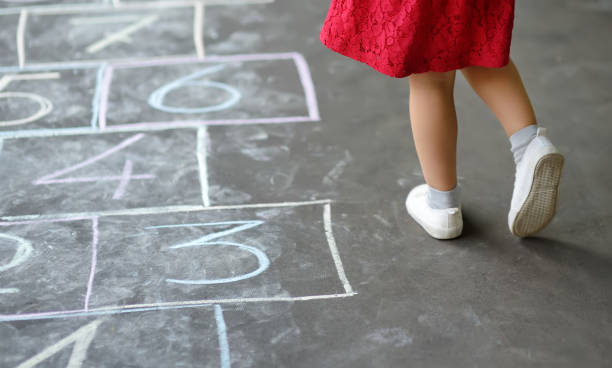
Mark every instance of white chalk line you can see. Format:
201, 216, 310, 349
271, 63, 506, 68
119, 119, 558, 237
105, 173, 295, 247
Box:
214, 305, 231, 368
69, 14, 142, 25
0, 0, 275, 15
0, 199, 333, 222
0, 116, 315, 140
15, 319, 103, 368
0, 72, 61, 92
197, 127, 210, 207
0, 293, 357, 322
323, 203, 353, 294
86, 14, 159, 54
17, 9, 27, 68
194, 1, 205, 59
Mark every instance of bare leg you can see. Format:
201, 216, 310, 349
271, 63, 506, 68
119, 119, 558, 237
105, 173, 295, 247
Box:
460, 58, 537, 137
408, 70, 458, 191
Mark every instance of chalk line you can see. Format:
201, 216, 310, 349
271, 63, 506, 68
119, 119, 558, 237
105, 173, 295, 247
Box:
323, 203, 353, 294
0, 288, 19, 294
0, 116, 315, 139
98, 65, 113, 130
0, 62, 102, 74
215, 305, 231, 368
15, 319, 103, 368
0, 0, 276, 15
112, 159, 134, 199
0, 199, 333, 222
69, 14, 142, 25
91, 64, 107, 129
0, 72, 60, 91
197, 127, 210, 207
17, 9, 27, 68
84, 217, 99, 311
0, 216, 94, 227
0, 292, 357, 322
293, 53, 320, 121
34, 133, 144, 184
194, 2, 205, 59
110, 51, 299, 68
86, 14, 159, 54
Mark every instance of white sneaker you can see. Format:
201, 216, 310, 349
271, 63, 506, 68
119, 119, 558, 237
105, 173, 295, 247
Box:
508, 127, 564, 237
405, 183, 463, 239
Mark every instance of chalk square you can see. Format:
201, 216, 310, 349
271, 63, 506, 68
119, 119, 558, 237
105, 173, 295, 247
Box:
23, 7, 196, 65
0, 65, 102, 133
99, 53, 320, 130
0, 219, 93, 315
89, 203, 350, 308
0, 130, 202, 216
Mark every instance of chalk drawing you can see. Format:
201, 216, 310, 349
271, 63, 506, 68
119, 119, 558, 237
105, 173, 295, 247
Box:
33, 133, 155, 198
84, 217, 99, 310
0, 73, 60, 127
0, 293, 358, 322
193, 2, 205, 59
323, 203, 353, 294
0, 0, 276, 16
1, 199, 332, 222
0, 92, 53, 127
15, 319, 103, 368
215, 304, 231, 368
197, 126, 210, 207
0, 233, 33, 294
147, 64, 241, 114
148, 220, 270, 285
17, 9, 27, 67
69, 14, 159, 54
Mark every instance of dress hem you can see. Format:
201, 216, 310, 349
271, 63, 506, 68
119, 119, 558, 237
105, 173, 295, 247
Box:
320, 33, 511, 79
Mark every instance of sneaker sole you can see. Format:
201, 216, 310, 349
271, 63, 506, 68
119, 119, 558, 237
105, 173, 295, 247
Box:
405, 197, 463, 240
511, 153, 564, 237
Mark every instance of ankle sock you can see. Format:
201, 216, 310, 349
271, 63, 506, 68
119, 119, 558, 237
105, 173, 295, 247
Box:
426, 183, 461, 209
509, 124, 538, 165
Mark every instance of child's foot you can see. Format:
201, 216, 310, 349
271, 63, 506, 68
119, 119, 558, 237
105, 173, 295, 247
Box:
508, 127, 564, 237
405, 183, 463, 239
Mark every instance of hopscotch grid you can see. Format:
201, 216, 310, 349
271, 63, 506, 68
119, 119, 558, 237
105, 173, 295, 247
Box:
1, 53, 318, 138
0, 201, 357, 322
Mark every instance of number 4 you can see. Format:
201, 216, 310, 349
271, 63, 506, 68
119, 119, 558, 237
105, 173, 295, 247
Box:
33, 134, 155, 200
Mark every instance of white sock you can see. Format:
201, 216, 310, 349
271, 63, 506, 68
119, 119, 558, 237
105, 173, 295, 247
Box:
509, 124, 538, 165
426, 183, 461, 209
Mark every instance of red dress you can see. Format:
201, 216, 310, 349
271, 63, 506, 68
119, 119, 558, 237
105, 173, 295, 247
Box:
320, 0, 515, 78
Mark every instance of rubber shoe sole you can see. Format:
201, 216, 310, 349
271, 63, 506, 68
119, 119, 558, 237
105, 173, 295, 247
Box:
510, 152, 564, 237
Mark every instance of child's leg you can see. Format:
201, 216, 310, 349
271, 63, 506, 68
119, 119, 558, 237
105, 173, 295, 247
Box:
459, 58, 537, 137
408, 70, 458, 191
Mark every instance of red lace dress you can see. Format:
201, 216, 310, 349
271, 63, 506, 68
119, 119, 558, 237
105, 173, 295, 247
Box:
320, 0, 515, 78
